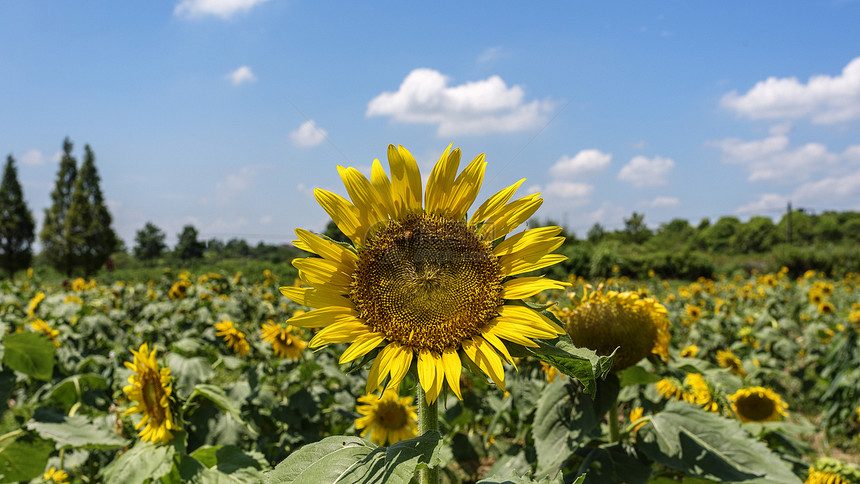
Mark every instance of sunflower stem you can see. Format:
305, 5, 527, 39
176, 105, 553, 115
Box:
416, 384, 439, 484
608, 399, 620, 443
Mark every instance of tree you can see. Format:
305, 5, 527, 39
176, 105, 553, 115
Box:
134, 222, 167, 261
622, 212, 652, 244
700, 216, 740, 252
66, 144, 119, 276
322, 220, 350, 244
587, 223, 606, 243
40, 137, 78, 277
0, 155, 36, 277
175, 225, 205, 260
733, 216, 778, 253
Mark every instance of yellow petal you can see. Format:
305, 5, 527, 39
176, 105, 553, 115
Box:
287, 306, 359, 328
388, 144, 422, 215
499, 253, 568, 277
292, 258, 353, 287
501, 277, 568, 299
383, 344, 414, 393
279, 286, 353, 310
417, 349, 442, 404
293, 228, 357, 269
371, 159, 396, 216
480, 329, 516, 369
462, 337, 506, 391
496, 304, 565, 335
366, 355, 384, 394
425, 144, 459, 214
479, 195, 543, 241
496, 239, 565, 268
309, 319, 369, 345
469, 178, 525, 226
338, 332, 385, 364
337, 165, 387, 227
447, 153, 486, 220
313, 189, 363, 246
441, 349, 463, 400
493, 226, 563, 256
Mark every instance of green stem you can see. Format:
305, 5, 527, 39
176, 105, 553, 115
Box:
608, 400, 620, 443
416, 384, 438, 484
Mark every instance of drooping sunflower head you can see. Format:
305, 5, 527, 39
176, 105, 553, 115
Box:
562, 284, 669, 372
123, 343, 180, 444
281, 144, 568, 404
260, 320, 307, 360
806, 457, 860, 484
355, 389, 418, 446
728, 386, 788, 423
214, 319, 250, 357
716, 349, 746, 377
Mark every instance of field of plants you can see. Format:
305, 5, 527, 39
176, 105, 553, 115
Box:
1, 266, 859, 483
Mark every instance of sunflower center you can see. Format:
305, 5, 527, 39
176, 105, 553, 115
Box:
736, 393, 776, 421
140, 368, 167, 425
351, 212, 503, 353
375, 400, 409, 430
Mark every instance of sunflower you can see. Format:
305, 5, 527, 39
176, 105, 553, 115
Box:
27, 291, 46, 317
679, 344, 699, 358
656, 373, 718, 412
31, 319, 60, 348
214, 319, 250, 357
818, 301, 836, 315
716, 349, 746, 377
260, 320, 307, 360
629, 406, 647, 435
563, 285, 669, 371
355, 389, 418, 446
168, 279, 191, 300
685, 304, 702, 321
281, 144, 567, 404
123, 343, 180, 444
806, 457, 860, 484
728, 386, 788, 423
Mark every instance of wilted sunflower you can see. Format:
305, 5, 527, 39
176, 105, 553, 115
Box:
260, 320, 307, 360
716, 349, 746, 377
563, 285, 669, 371
728, 386, 788, 423
281, 144, 567, 404
805, 457, 860, 484
123, 343, 180, 444
355, 389, 418, 446
214, 319, 250, 357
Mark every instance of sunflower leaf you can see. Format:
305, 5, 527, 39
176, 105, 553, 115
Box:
99, 441, 177, 484
264, 436, 376, 484
186, 384, 258, 438
382, 431, 445, 482
27, 411, 128, 450
1, 331, 55, 381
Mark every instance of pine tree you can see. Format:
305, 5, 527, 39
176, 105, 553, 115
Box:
0, 155, 36, 277
134, 222, 167, 261
66, 144, 119, 276
40, 137, 78, 277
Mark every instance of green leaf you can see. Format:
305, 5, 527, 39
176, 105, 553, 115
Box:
265, 436, 375, 484
1, 332, 55, 381
186, 384, 257, 437
166, 353, 215, 398
381, 431, 445, 483
99, 441, 177, 484
0, 368, 14, 420
637, 401, 801, 484
532, 380, 601, 478
27, 413, 127, 450
0, 434, 53, 483
617, 364, 662, 387
190, 445, 269, 481
574, 443, 651, 484
47, 373, 108, 409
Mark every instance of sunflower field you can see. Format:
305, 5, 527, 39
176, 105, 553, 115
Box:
1, 265, 858, 483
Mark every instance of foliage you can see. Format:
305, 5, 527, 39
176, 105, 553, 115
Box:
134, 222, 168, 261
39, 137, 78, 277
175, 225, 205, 260
67, 145, 119, 276
0, 155, 36, 277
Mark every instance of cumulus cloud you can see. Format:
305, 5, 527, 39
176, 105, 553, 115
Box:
735, 193, 790, 215
226, 66, 256, 85
544, 181, 594, 202
549, 149, 611, 178
289, 120, 327, 148
366, 68, 553, 136
175, 0, 269, 18
648, 196, 680, 208
721, 56, 860, 124
710, 132, 845, 182
20, 149, 47, 165
617, 155, 674, 187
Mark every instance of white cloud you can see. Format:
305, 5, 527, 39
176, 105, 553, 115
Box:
549, 149, 611, 178
174, 0, 269, 18
721, 56, 860, 124
735, 166, 860, 215
366, 68, 553, 136
20, 149, 46, 165
289, 120, 327, 148
735, 193, 790, 215
544, 181, 594, 202
213, 165, 257, 205
226, 66, 256, 85
617, 155, 674, 187
711, 133, 842, 182
477, 46, 504, 64
648, 196, 680, 208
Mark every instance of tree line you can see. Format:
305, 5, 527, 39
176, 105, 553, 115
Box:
0, 138, 117, 278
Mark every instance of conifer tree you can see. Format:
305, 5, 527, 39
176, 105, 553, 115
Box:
40, 137, 78, 277
67, 144, 118, 276
0, 155, 36, 277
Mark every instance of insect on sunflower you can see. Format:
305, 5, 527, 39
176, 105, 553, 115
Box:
123, 343, 180, 444
281, 144, 568, 404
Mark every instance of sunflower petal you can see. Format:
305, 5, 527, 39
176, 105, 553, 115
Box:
441, 349, 463, 400
496, 305, 565, 335
279, 286, 353, 310
448, 153, 487, 220
339, 332, 385, 364
501, 277, 568, 299
371, 159, 396, 217
417, 350, 443, 404
292, 257, 353, 287
499, 253, 568, 277
287, 306, 359, 328
293, 228, 357, 269
481, 329, 517, 369
463, 337, 506, 391
492, 226, 563, 256
383, 345, 413, 393
479, 194, 544, 241
309, 319, 369, 345
313, 189, 363, 245
388, 144, 422, 215
337, 165, 387, 227
425, 144, 459, 214
468, 178, 525, 226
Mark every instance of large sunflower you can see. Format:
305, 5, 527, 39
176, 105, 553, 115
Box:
123, 343, 180, 444
728, 386, 788, 423
282, 144, 567, 404
355, 389, 418, 446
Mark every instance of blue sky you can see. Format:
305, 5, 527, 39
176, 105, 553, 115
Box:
2, 1, 859, 248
